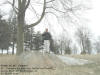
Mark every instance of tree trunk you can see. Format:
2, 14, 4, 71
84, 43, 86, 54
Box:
2, 48, 3, 54
16, 0, 46, 55
16, 12, 25, 55
7, 48, 8, 54
12, 41, 15, 54
81, 40, 86, 54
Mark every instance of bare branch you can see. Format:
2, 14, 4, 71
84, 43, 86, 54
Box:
18, 0, 30, 15
46, 0, 55, 3
7, 0, 18, 14
30, 3, 40, 18
26, 0, 46, 28
18, 0, 21, 9
21, 0, 26, 9
25, 0, 30, 9
25, 0, 30, 10
45, 12, 58, 18
47, 6, 66, 13
12, 0, 15, 6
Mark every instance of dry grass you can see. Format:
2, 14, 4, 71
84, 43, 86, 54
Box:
0, 52, 100, 75
66, 54, 100, 62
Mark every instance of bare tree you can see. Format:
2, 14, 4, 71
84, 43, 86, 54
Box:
95, 37, 100, 53
2, 0, 90, 55
57, 34, 72, 55
65, 39, 72, 54
76, 26, 92, 54
6, 0, 46, 55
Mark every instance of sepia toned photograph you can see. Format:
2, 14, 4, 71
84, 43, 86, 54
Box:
0, 0, 100, 75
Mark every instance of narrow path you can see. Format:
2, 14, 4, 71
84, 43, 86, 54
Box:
57, 55, 93, 65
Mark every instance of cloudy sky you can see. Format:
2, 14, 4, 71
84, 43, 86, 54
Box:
87, 0, 100, 37
0, 0, 100, 38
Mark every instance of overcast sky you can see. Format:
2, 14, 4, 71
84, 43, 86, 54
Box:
87, 0, 100, 37
0, 0, 100, 38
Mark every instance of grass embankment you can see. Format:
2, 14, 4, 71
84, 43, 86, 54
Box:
0, 52, 100, 75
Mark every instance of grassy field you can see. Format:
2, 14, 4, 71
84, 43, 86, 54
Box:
0, 52, 100, 75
